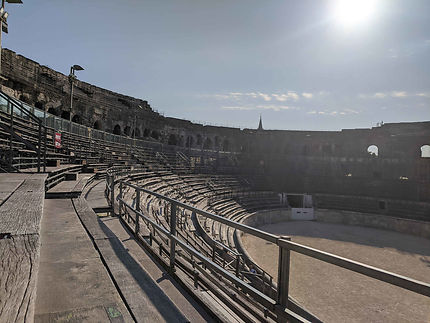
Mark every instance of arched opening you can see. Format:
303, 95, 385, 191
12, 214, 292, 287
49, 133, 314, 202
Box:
93, 120, 102, 130
133, 128, 141, 138
124, 126, 131, 136
151, 130, 160, 140
203, 137, 213, 150
420, 145, 430, 158
35, 101, 44, 111
143, 128, 150, 137
196, 134, 202, 146
214, 136, 220, 148
61, 111, 70, 120
186, 136, 194, 148
178, 136, 184, 147
71, 114, 81, 124
222, 139, 230, 151
168, 134, 178, 146
47, 108, 58, 116
113, 124, 121, 135
19, 95, 30, 104
367, 145, 379, 157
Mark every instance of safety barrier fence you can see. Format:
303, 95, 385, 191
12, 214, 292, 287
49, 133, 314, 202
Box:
105, 170, 430, 322
0, 90, 239, 168
0, 91, 47, 172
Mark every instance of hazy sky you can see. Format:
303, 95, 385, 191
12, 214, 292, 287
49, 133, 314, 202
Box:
3, 0, 430, 130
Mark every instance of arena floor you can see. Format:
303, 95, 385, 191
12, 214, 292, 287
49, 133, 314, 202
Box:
241, 220, 430, 323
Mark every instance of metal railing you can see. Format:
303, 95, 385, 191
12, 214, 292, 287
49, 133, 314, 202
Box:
105, 169, 430, 321
0, 91, 47, 172
0, 90, 240, 157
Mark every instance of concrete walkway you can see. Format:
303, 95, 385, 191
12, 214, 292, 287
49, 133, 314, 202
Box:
35, 199, 133, 322
98, 215, 213, 322
72, 196, 212, 322
85, 179, 110, 212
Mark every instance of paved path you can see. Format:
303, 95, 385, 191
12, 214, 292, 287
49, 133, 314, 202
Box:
242, 220, 430, 323
85, 179, 110, 211
35, 199, 133, 322
0, 174, 47, 323
98, 215, 213, 322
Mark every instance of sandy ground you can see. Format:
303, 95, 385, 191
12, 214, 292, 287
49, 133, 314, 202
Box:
242, 221, 430, 323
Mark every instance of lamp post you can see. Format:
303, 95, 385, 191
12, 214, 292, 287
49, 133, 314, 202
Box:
68, 64, 84, 132
0, 0, 23, 81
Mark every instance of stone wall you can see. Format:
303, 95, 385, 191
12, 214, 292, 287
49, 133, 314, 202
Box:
2, 48, 430, 202
0, 48, 241, 151
315, 209, 430, 240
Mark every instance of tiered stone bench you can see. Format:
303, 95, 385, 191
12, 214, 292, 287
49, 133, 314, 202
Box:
0, 173, 47, 323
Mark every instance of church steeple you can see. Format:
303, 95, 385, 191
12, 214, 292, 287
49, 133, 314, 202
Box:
257, 114, 263, 131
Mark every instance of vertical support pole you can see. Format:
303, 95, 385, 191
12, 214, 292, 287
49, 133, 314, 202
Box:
169, 202, 177, 272
235, 254, 241, 278
110, 175, 115, 215
9, 100, 13, 169
43, 127, 47, 172
119, 180, 123, 218
193, 270, 199, 289
277, 236, 291, 310
69, 75, 73, 133
86, 129, 90, 165
212, 246, 216, 262
37, 123, 41, 173
135, 189, 141, 236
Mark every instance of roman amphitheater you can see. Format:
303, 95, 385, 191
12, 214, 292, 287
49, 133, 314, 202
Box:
0, 49, 429, 322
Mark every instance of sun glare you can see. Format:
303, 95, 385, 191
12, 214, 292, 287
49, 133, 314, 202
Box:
333, 0, 378, 27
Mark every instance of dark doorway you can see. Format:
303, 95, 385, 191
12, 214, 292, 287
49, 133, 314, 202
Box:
113, 124, 121, 135
72, 114, 81, 124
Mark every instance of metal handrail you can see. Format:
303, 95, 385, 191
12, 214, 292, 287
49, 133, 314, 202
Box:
0, 91, 47, 172
122, 180, 280, 244
0, 90, 241, 159
107, 170, 430, 321
278, 239, 430, 298
118, 196, 306, 322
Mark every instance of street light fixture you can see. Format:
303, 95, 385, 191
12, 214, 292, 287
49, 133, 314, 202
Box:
68, 64, 84, 131
0, 0, 23, 81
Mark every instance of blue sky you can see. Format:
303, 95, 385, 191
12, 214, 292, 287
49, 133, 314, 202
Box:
3, 0, 430, 130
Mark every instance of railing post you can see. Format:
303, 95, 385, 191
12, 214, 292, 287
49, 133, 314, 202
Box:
277, 236, 291, 310
193, 270, 199, 289
9, 101, 13, 169
119, 180, 123, 218
43, 127, 47, 172
235, 254, 241, 278
169, 202, 177, 272
110, 175, 115, 215
135, 189, 141, 236
212, 246, 216, 262
37, 123, 41, 173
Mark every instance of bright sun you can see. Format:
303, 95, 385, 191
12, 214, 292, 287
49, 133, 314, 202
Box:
333, 0, 378, 27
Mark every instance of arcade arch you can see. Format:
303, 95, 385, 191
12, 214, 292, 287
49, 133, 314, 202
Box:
113, 124, 121, 135
421, 145, 430, 158
367, 145, 379, 157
